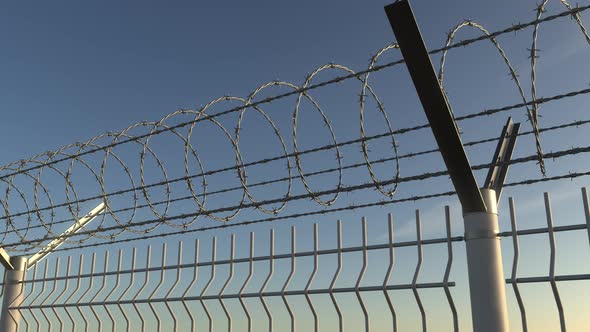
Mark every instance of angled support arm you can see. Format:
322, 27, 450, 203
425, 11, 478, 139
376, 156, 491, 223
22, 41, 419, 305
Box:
0, 248, 13, 270
384, 0, 486, 213
0, 202, 106, 271
384, 2, 515, 331
27, 202, 106, 269
484, 117, 520, 202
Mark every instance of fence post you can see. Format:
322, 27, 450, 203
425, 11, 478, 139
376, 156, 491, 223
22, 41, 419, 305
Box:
384, 1, 514, 330
463, 188, 509, 331
0, 256, 27, 332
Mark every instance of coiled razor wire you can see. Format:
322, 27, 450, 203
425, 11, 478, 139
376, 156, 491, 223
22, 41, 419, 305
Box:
2, 115, 589, 245
0, 3, 589, 252
530, 0, 590, 174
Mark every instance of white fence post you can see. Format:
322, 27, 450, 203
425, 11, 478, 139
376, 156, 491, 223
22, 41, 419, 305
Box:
463, 188, 509, 331
0, 256, 27, 332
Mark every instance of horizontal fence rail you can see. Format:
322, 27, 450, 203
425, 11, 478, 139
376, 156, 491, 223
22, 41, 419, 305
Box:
1, 187, 589, 331
3, 211, 460, 332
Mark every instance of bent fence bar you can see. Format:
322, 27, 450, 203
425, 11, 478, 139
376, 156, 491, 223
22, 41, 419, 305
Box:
1, 188, 589, 331
1, 212, 458, 332
0, 1, 589, 331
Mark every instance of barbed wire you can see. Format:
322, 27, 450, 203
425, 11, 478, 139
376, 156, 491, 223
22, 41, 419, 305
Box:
440, 20, 542, 172
1, 82, 589, 252
2, 113, 588, 243
6, 139, 590, 251
48, 166, 590, 254
530, 0, 590, 173
2, 3, 588, 180
1, 3, 589, 252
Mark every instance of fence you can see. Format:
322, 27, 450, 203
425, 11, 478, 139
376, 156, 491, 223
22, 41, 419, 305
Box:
1, 187, 589, 331
0, 0, 590, 331
0, 213, 454, 332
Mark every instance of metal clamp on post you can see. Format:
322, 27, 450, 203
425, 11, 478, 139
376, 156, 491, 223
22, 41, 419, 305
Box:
464, 188, 500, 241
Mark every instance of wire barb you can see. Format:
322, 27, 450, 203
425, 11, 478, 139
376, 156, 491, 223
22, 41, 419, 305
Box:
0, 3, 589, 252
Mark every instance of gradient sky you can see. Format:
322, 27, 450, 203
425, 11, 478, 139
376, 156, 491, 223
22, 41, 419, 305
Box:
1, 0, 590, 331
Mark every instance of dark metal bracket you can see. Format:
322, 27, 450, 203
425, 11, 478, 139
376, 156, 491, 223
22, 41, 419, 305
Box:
484, 118, 520, 202
384, 0, 519, 213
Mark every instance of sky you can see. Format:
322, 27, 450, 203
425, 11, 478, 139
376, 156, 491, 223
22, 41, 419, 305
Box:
1, 0, 590, 331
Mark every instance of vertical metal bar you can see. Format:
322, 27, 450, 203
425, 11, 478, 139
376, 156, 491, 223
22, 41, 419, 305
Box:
31, 261, 48, 332
0, 273, 6, 297
182, 239, 199, 332
219, 234, 235, 332
148, 243, 167, 332
77, 253, 96, 332
329, 220, 343, 332
51, 256, 71, 332
305, 224, 319, 332
88, 252, 109, 332
239, 232, 255, 332
18, 260, 36, 332
509, 198, 527, 332
63, 255, 83, 332
33, 260, 49, 332
119, 248, 136, 332
164, 242, 183, 332
355, 217, 369, 332
39, 257, 60, 332
443, 207, 458, 332
260, 229, 274, 332
132, 246, 151, 332
200, 237, 217, 332
104, 250, 123, 332
282, 226, 296, 332
413, 210, 426, 332
29, 261, 47, 331
383, 214, 397, 332
582, 187, 590, 249
0, 256, 27, 332
544, 192, 566, 332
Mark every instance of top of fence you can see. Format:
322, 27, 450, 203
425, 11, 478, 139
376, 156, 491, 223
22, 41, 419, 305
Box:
0, 1, 589, 253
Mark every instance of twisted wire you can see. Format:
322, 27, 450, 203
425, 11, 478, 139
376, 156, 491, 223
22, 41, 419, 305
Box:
48, 165, 590, 254
439, 20, 540, 172
530, 0, 590, 173
1, 3, 589, 251
1, 2, 588, 180
7, 140, 590, 251
3, 115, 588, 244
2, 83, 588, 252
2, 79, 590, 251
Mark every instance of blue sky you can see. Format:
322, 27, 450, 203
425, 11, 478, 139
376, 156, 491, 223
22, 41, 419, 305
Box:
1, 0, 590, 331
0, 0, 561, 156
